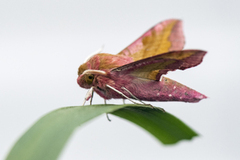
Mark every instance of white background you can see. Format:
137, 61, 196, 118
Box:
1, 0, 240, 159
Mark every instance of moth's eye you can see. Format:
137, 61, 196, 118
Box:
88, 75, 94, 80
85, 74, 94, 84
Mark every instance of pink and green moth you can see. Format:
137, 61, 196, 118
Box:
77, 19, 207, 106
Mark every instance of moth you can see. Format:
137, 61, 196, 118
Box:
77, 19, 207, 106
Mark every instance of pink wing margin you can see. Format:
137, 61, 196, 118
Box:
118, 19, 185, 57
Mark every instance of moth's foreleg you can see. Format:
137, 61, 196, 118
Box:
90, 88, 94, 105
83, 87, 94, 105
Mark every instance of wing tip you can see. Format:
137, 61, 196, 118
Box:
196, 50, 207, 57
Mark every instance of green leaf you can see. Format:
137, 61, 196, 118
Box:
6, 104, 198, 160
111, 106, 198, 144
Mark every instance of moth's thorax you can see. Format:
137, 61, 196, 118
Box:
78, 53, 133, 76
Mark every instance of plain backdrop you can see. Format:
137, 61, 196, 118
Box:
1, 0, 240, 159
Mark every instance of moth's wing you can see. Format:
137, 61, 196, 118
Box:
112, 50, 206, 80
129, 76, 207, 102
117, 19, 185, 61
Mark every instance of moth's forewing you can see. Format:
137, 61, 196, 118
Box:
79, 19, 185, 78
118, 19, 185, 61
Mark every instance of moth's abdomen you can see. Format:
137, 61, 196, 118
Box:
157, 77, 206, 102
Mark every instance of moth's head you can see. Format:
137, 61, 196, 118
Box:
77, 69, 107, 89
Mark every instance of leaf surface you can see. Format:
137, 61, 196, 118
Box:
111, 106, 198, 144
6, 104, 198, 160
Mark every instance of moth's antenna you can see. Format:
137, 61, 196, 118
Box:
159, 75, 163, 82
82, 69, 107, 76
84, 45, 104, 63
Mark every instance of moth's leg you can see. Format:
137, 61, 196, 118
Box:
121, 86, 163, 110
121, 87, 165, 112
106, 84, 148, 106
106, 113, 111, 122
121, 87, 151, 107
90, 88, 94, 105
108, 85, 165, 112
103, 99, 111, 121
83, 87, 94, 106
